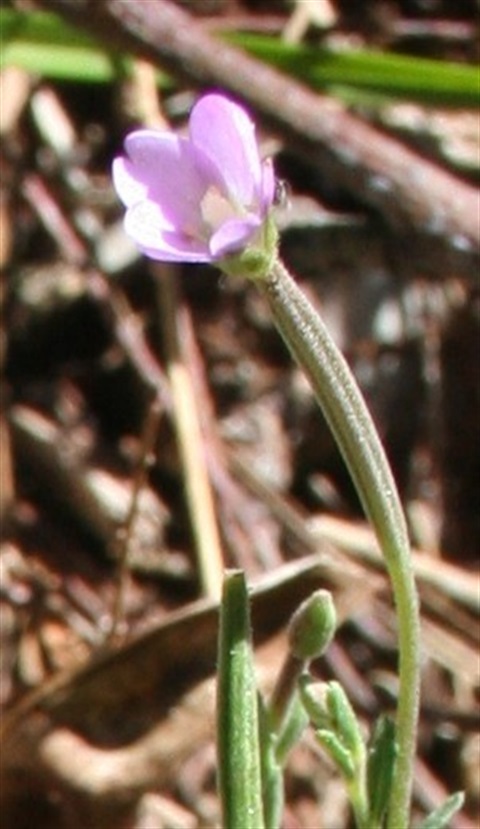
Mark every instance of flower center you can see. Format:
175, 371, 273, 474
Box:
200, 186, 242, 235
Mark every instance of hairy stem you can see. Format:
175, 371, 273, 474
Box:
257, 259, 420, 828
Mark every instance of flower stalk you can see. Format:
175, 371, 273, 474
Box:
256, 259, 420, 829
112, 90, 421, 828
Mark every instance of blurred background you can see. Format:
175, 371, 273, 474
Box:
1, 1, 479, 827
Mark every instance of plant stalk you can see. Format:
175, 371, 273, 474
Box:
257, 259, 420, 829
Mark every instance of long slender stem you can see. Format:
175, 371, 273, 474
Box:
257, 260, 420, 829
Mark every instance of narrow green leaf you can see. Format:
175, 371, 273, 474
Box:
327, 681, 365, 763
2, 9, 478, 108
217, 570, 265, 829
367, 716, 398, 828
227, 32, 480, 107
258, 696, 284, 829
315, 729, 356, 779
418, 792, 465, 829
1, 9, 118, 81
0, 9, 167, 85
1, 9, 97, 48
2, 41, 119, 83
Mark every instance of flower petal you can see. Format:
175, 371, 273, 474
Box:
120, 130, 210, 231
136, 238, 212, 263
189, 94, 262, 207
124, 201, 211, 262
209, 215, 261, 259
112, 157, 148, 208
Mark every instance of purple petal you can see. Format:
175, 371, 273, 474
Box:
136, 239, 212, 263
112, 157, 149, 208
189, 94, 262, 208
124, 201, 211, 262
209, 215, 261, 259
120, 130, 210, 231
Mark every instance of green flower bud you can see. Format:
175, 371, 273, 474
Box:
288, 589, 337, 661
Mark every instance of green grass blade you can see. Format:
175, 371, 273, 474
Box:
2, 9, 478, 107
1, 9, 119, 81
227, 32, 480, 107
2, 41, 119, 82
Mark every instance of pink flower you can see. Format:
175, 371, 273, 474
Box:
112, 93, 275, 263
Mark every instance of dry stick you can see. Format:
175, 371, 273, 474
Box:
87, 273, 171, 407
85, 275, 175, 641
156, 268, 224, 600
176, 299, 275, 573
22, 173, 173, 639
107, 396, 163, 644
43, 0, 480, 255
230, 452, 480, 612
21, 127, 183, 644
22, 173, 88, 266
91, 271, 223, 603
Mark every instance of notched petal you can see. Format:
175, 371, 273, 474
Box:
189, 94, 262, 207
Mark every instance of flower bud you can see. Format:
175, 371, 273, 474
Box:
288, 589, 336, 661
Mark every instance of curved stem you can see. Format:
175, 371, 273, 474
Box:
257, 260, 420, 829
